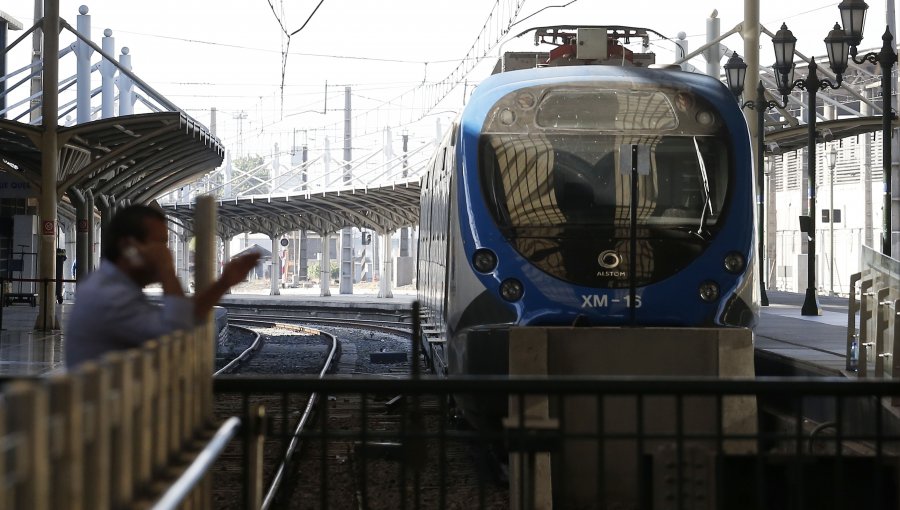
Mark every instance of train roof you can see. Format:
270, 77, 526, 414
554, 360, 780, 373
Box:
469, 66, 731, 105
492, 25, 660, 72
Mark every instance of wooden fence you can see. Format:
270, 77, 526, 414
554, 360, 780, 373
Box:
0, 323, 230, 509
0, 197, 252, 509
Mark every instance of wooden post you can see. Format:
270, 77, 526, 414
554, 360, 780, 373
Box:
135, 341, 158, 491
78, 362, 111, 510
105, 351, 137, 506
47, 373, 84, 510
176, 330, 191, 445
7, 381, 49, 510
194, 196, 217, 424
156, 336, 173, 471
168, 332, 184, 456
247, 406, 267, 510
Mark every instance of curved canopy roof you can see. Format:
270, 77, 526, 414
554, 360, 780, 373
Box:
163, 180, 421, 238
0, 112, 223, 203
763, 115, 899, 154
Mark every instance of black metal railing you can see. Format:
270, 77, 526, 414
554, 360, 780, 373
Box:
215, 375, 900, 510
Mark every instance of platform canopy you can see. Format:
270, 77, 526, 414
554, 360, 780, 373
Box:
163, 180, 421, 239
763, 115, 900, 154
0, 112, 223, 204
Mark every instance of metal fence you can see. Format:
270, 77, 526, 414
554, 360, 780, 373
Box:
215, 375, 900, 510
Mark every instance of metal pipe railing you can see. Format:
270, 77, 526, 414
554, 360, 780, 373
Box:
150, 416, 243, 510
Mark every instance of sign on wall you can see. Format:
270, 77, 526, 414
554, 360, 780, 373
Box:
0, 173, 37, 198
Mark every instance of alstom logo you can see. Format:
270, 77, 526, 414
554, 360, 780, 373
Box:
597, 250, 621, 269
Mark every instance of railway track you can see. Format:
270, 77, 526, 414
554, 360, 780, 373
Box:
215, 320, 334, 376
220, 302, 414, 324
212, 317, 509, 509
212, 320, 338, 509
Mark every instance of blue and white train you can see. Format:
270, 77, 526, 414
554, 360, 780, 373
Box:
416, 50, 758, 420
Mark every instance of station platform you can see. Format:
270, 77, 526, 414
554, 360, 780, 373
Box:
0, 287, 854, 379
754, 290, 853, 377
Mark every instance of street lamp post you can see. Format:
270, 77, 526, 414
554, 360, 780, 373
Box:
838, 0, 898, 256
771, 22, 849, 316
724, 53, 778, 306
827, 145, 838, 295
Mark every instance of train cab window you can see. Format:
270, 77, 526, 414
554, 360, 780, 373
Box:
650, 136, 729, 228
480, 133, 729, 233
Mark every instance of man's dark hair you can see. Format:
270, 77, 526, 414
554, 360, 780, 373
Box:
101, 205, 167, 261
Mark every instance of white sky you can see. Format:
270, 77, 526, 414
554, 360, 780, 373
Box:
0, 1, 893, 159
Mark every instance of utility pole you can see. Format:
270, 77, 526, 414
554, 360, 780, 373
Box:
299, 139, 308, 281
207, 107, 217, 194
340, 86, 353, 294
233, 111, 247, 158
400, 130, 409, 257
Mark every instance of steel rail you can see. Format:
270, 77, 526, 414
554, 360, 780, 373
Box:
213, 324, 263, 376
260, 324, 339, 510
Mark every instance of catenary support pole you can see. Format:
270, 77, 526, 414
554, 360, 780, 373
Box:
270, 233, 281, 296
320, 233, 331, 297
378, 231, 393, 298
340, 86, 353, 294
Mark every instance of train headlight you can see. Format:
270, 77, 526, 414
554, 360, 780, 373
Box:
724, 252, 745, 274
498, 108, 517, 126
516, 92, 536, 109
499, 278, 524, 302
472, 249, 498, 273
699, 281, 720, 302
696, 110, 715, 126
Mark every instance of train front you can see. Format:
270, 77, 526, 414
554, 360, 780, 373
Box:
446, 66, 757, 380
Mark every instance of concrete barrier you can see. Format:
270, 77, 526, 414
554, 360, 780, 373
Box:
506, 326, 756, 509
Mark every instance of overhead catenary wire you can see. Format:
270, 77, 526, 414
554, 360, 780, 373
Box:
264, 0, 328, 119
284, 0, 527, 140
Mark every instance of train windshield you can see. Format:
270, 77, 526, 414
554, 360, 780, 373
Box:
480, 133, 729, 232
477, 85, 733, 287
